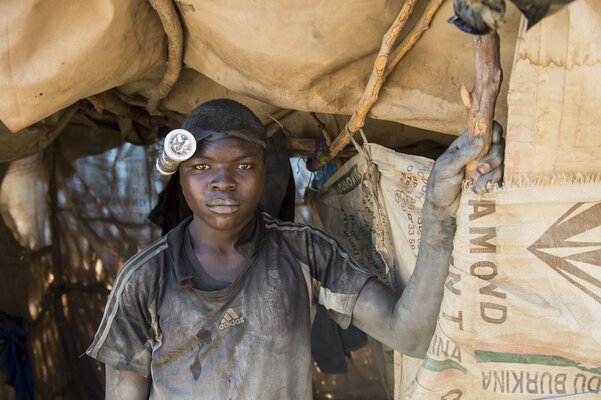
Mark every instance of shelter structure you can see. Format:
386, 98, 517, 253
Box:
1, 1, 600, 399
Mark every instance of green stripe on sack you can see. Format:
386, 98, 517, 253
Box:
423, 356, 468, 374
475, 351, 601, 375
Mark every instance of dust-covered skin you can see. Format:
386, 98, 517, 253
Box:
352, 126, 504, 357
98, 128, 504, 398
178, 137, 266, 283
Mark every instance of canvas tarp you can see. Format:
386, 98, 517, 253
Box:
1, 0, 521, 153
0, 0, 166, 132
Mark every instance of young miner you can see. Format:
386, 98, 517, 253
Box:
87, 99, 504, 399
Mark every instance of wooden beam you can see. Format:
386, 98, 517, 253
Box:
308, 0, 444, 171
463, 32, 502, 181
307, 0, 416, 170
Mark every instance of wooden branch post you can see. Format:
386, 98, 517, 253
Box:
463, 32, 502, 181
308, 0, 444, 171
306, 0, 416, 171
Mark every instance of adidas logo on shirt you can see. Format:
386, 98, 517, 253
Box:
218, 308, 245, 330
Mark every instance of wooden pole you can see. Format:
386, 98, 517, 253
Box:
385, 0, 445, 77
463, 32, 502, 181
308, 0, 444, 171
307, 0, 416, 170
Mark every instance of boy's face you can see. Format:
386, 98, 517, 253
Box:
179, 137, 265, 233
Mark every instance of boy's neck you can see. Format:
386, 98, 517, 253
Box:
187, 216, 255, 282
188, 215, 254, 254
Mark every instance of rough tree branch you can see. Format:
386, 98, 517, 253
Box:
463, 32, 502, 181
309, 0, 444, 170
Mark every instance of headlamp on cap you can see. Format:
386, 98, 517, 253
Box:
156, 129, 197, 175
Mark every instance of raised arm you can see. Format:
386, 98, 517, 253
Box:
105, 366, 151, 400
352, 124, 504, 358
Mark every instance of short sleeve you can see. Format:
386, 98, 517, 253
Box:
304, 227, 375, 329
86, 266, 155, 377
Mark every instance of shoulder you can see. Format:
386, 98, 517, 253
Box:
262, 212, 327, 238
112, 235, 171, 294
260, 212, 348, 253
115, 216, 190, 285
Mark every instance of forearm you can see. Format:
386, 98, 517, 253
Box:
105, 365, 151, 400
352, 124, 504, 357
352, 202, 456, 358
392, 203, 456, 354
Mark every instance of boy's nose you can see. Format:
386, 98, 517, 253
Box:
210, 168, 236, 191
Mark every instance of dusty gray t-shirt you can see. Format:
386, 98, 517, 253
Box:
86, 213, 373, 400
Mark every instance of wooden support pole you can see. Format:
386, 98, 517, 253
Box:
385, 0, 445, 77
463, 32, 502, 181
307, 0, 416, 170
308, 0, 444, 171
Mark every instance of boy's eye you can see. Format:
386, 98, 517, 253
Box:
193, 164, 210, 170
237, 163, 254, 170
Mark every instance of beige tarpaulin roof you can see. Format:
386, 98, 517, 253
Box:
2, 1, 600, 399
1, 0, 521, 162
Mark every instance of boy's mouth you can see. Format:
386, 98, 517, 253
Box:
207, 200, 240, 214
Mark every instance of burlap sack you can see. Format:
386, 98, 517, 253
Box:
309, 142, 433, 287
505, 0, 601, 180
308, 141, 434, 398
409, 178, 601, 399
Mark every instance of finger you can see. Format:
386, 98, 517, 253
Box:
473, 165, 503, 194
492, 121, 504, 144
477, 142, 504, 174
436, 134, 485, 178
